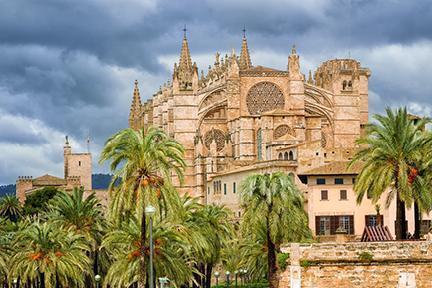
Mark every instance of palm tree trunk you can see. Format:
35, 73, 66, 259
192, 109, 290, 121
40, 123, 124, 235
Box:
139, 210, 147, 288
414, 202, 421, 239
266, 217, 278, 288
205, 263, 213, 288
395, 191, 407, 240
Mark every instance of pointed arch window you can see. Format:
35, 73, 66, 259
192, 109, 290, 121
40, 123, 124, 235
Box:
289, 151, 294, 161
257, 128, 262, 160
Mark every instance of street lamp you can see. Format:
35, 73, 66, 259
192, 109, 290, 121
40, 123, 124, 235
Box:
225, 271, 230, 288
158, 277, 169, 288
234, 270, 238, 288
214, 271, 220, 286
12, 279, 18, 288
95, 274, 101, 288
243, 269, 248, 285
145, 205, 156, 288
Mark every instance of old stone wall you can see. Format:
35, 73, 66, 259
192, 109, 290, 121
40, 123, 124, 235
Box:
279, 241, 432, 288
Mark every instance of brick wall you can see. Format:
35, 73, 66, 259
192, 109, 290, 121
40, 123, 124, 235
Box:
279, 241, 432, 288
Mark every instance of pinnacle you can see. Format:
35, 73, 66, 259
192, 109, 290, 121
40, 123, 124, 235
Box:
239, 34, 252, 70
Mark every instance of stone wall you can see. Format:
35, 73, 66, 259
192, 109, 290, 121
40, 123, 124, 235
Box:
279, 241, 432, 288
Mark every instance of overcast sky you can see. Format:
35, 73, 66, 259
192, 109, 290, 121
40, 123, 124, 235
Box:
0, 0, 431, 185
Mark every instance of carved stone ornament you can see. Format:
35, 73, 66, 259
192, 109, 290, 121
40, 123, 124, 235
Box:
321, 132, 327, 148
246, 82, 285, 115
204, 129, 225, 151
274, 125, 295, 139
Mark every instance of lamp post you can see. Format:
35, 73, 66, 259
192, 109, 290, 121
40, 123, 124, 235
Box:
12, 279, 18, 288
95, 274, 101, 288
243, 269, 248, 285
145, 205, 156, 288
158, 277, 169, 288
214, 271, 220, 286
225, 271, 230, 288
234, 270, 238, 288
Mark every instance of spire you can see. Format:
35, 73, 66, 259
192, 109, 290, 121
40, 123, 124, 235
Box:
129, 80, 142, 129
178, 26, 193, 74
175, 26, 194, 90
239, 27, 252, 70
307, 70, 313, 84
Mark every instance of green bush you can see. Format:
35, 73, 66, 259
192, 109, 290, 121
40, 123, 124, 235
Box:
277, 252, 290, 271
358, 251, 373, 262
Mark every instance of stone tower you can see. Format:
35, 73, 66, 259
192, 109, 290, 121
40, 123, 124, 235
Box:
63, 136, 92, 191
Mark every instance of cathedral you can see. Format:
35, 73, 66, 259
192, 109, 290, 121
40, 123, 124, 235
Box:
127, 31, 420, 240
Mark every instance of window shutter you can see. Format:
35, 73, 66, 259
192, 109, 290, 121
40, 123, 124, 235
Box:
349, 215, 354, 234
330, 216, 337, 235
315, 216, 320, 235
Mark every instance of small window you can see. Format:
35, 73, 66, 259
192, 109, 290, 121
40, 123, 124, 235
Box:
352, 177, 356, 184
288, 151, 294, 161
78, 161, 81, 166
316, 178, 326, 185
340, 190, 347, 200
208, 187, 210, 195
335, 178, 344, 185
321, 190, 328, 200
238, 211, 241, 217
233, 182, 236, 194
224, 183, 227, 195
278, 153, 283, 160
284, 152, 288, 160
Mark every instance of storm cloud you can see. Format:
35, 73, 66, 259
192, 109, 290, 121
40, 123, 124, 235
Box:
0, 0, 431, 184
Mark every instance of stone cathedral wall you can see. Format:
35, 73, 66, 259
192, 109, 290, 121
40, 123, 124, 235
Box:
279, 241, 432, 288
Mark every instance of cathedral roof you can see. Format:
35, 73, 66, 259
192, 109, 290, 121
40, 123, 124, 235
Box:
33, 174, 67, 186
300, 161, 363, 176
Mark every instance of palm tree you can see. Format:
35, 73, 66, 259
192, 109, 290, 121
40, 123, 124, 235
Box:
9, 221, 91, 288
99, 127, 185, 287
0, 195, 22, 222
45, 188, 108, 279
350, 107, 431, 240
240, 172, 311, 288
102, 215, 192, 287
189, 204, 233, 288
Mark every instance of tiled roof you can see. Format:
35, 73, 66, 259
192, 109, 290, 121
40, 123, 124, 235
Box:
32, 174, 67, 186
300, 161, 363, 176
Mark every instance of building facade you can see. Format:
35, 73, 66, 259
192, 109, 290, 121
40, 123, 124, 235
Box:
16, 137, 93, 204
128, 32, 429, 239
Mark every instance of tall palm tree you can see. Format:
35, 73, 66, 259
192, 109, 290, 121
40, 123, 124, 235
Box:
45, 188, 108, 279
240, 172, 310, 288
102, 215, 192, 287
9, 221, 91, 288
188, 204, 233, 288
350, 107, 431, 240
0, 195, 22, 222
99, 127, 185, 287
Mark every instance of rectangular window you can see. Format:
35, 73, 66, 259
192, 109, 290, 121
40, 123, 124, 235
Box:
365, 215, 383, 227
316, 178, 326, 185
321, 190, 328, 200
78, 161, 81, 166
316, 215, 354, 235
352, 177, 356, 184
316, 216, 331, 235
224, 183, 227, 195
340, 190, 347, 200
233, 182, 236, 194
335, 178, 344, 185
238, 211, 241, 217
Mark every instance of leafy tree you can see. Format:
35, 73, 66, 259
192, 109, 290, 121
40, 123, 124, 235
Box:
240, 172, 311, 288
350, 107, 431, 239
23, 187, 60, 216
99, 127, 185, 287
0, 195, 22, 222
9, 221, 91, 288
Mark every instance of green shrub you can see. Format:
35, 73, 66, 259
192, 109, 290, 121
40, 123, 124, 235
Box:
277, 252, 290, 271
358, 251, 373, 262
